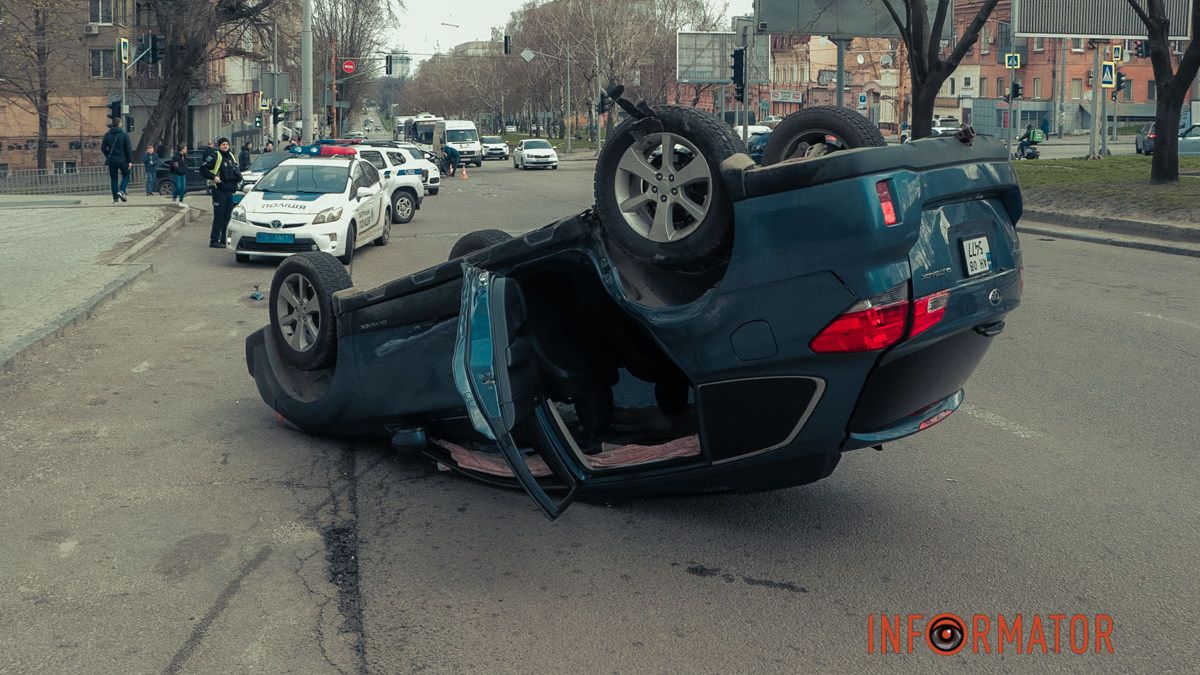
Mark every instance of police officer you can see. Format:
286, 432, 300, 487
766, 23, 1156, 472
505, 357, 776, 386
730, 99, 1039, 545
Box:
200, 137, 242, 248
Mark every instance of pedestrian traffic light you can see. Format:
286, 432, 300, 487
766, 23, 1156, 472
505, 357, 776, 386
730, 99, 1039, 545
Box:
149, 35, 162, 65
254, 114, 262, 128
731, 47, 746, 103
125, 115, 134, 133
1115, 70, 1129, 92
272, 106, 284, 124
504, 35, 511, 55
1011, 81, 1023, 100
109, 100, 122, 120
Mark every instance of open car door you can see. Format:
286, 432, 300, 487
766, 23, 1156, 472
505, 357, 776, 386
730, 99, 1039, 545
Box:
452, 264, 580, 519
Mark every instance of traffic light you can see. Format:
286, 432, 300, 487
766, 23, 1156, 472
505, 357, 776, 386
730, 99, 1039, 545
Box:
108, 100, 122, 120
731, 47, 746, 103
125, 115, 134, 133
1011, 81, 1023, 100
254, 114, 262, 128
149, 35, 162, 65
385, 54, 393, 75
272, 106, 284, 124
1116, 70, 1129, 92
503, 35, 511, 55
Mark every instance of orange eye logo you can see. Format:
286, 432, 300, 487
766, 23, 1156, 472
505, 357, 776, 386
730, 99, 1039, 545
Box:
926, 614, 966, 655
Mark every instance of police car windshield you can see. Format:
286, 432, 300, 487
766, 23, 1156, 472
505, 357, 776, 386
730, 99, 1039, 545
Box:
446, 129, 478, 143
255, 164, 349, 194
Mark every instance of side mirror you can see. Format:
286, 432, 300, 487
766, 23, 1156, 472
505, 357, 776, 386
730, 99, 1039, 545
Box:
241, 184, 253, 194
358, 184, 379, 198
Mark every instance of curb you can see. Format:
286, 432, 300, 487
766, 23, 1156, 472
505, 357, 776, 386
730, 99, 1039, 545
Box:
110, 205, 198, 265
1020, 223, 1200, 258
1022, 209, 1200, 244
0, 264, 152, 371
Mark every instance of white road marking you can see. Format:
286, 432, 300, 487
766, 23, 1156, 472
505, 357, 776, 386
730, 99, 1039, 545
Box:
57, 541, 77, 557
1137, 312, 1200, 331
131, 361, 150, 373
958, 404, 1043, 439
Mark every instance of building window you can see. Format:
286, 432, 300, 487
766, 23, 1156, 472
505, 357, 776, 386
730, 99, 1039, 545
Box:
53, 161, 78, 174
997, 77, 1005, 97
1071, 78, 1083, 99
0, 163, 9, 178
1123, 82, 1133, 101
979, 78, 987, 98
1033, 78, 1042, 99
1071, 38, 1084, 52
981, 26, 991, 55
90, 49, 116, 78
90, 0, 114, 24
1034, 37, 1045, 52
949, 78, 956, 95
1148, 80, 1156, 100
964, 76, 972, 88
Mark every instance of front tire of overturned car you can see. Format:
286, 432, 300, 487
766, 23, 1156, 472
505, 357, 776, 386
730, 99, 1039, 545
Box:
268, 252, 352, 371
593, 105, 742, 271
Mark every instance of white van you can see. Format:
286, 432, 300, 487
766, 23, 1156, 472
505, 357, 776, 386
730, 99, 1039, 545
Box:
409, 114, 443, 153
434, 120, 483, 167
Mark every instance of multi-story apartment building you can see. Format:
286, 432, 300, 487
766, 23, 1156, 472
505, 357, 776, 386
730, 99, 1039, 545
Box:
0, 0, 267, 172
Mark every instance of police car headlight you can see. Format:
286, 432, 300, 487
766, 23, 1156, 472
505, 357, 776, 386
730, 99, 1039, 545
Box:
231, 206, 247, 222
312, 206, 343, 224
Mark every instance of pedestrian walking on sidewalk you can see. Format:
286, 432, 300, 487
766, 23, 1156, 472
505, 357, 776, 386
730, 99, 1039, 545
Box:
142, 145, 162, 195
168, 144, 189, 207
100, 118, 133, 203
238, 142, 252, 172
200, 138, 242, 249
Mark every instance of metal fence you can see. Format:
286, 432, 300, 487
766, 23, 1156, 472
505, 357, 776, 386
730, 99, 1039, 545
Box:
0, 165, 146, 196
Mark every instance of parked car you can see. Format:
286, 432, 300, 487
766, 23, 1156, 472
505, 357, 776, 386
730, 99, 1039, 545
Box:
1136, 122, 1157, 154
152, 150, 210, 196
746, 129, 770, 164
735, 124, 773, 141
513, 139, 559, 169
227, 154, 392, 264
1179, 124, 1200, 156
481, 136, 510, 160
348, 143, 429, 215
245, 101, 1023, 519
239, 152, 293, 191
393, 142, 442, 195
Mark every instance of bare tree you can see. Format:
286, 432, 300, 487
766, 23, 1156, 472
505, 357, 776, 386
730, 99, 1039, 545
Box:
1126, 0, 1200, 183
880, 0, 1000, 139
313, 0, 402, 134
0, 0, 85, 171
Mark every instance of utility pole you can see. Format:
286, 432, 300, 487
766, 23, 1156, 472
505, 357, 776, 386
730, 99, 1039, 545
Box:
566, 42, 572, 154
302, 0, 313, 143
835, 38, 848, 108
330, 41, 338, 138
1089, 40, 1101, 158
268, 19, 278, 144
1058, 38, 1068, 138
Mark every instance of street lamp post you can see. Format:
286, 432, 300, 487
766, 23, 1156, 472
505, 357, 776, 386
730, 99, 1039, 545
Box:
521, 46, 572, 154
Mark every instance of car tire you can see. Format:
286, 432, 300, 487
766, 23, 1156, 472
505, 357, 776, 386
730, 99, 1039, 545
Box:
448, 229, 513, 261
338, 224, 356, 265
392, 190, 416, 224
268, 251, 351, 371
761, 106, 887, 166
235, 253, 251, 264
429, 188, 439, 196
594, 105, 742, 271
157, 180, 175, 197
375, 209, 391, 246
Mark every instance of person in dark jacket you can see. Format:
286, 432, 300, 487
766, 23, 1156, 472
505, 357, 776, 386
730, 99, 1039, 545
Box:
238, 142, 252, 172
200, 137, 242, 248
142, 145, 162, 195
100, 119, 133, 203
167, 144, 189, 207
441, 143, 460, 177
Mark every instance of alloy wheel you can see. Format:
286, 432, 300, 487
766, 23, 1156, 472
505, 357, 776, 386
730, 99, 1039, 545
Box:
276, 273, 320, 352
613, 132, 712, 243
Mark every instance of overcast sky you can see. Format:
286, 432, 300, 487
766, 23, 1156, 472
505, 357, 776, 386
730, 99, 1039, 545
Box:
389, 0, 752, 65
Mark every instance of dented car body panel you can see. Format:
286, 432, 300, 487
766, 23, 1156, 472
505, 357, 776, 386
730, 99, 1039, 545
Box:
246, 137, 1024, 519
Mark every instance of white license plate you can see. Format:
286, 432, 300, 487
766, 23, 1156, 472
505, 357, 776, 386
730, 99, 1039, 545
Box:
962, 236, 992, 276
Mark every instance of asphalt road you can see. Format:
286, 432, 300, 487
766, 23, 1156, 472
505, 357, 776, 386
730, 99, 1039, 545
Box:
1, 158, 1197, 672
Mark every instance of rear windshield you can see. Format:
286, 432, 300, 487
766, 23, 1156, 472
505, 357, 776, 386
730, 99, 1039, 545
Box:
255, 164, 348, 194
524, 140, 552, 150
446, 129, 478, 143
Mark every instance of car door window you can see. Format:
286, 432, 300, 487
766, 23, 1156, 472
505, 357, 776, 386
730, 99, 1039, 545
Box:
361, 162, 381, 186
358, 150, 387, 170
349, 163, 364, 193
1185, 127, 1200, 139
386, 152, 407, 165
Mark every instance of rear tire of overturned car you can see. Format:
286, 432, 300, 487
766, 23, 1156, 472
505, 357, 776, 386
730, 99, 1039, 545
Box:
268, 252, 351, 371
761, 106, 887, 166
448, 229, 513, 261
594, 105, 742, 271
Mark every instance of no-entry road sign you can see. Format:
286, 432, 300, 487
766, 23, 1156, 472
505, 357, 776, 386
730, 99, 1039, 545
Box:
342, 59, 356, 74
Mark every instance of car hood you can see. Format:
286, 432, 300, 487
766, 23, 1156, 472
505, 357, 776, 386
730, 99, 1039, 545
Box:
243, 191, 341, 215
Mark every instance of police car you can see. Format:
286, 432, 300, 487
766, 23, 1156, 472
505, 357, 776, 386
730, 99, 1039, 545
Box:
355, 141, 441, 196
227, 153, 394, 265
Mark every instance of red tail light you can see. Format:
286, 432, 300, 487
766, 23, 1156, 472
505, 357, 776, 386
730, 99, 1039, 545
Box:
810, 284, 908, 353
919, 408, 954, 430
810, 285, 951, 354
1148, 133, 1157, 139
875, 180, 899, 226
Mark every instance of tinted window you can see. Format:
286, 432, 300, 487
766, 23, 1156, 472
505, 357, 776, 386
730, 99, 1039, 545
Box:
386, 152, 407, 165
446, 129, 478, 142
524, 140, 552, 150
358, 150, 387, 170
360, 162, 381, 185
255, 163, 349, 194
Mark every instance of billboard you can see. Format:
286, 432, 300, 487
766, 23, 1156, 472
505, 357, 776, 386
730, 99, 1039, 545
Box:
676, 31, 770, 84
754, 0, 951, 39
1013, 0, 1192, 40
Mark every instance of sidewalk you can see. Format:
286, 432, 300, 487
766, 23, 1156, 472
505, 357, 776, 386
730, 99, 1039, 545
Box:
0, 193, 201, 369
